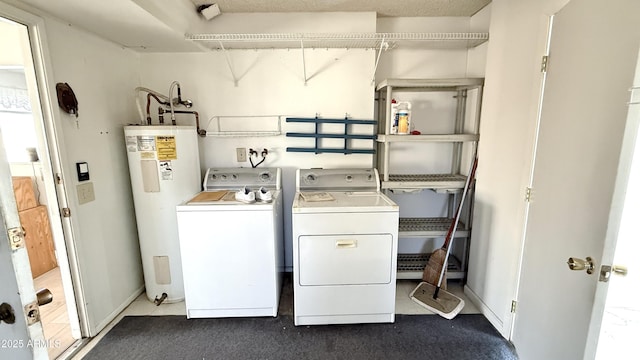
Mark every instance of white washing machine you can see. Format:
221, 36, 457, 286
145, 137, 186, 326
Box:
176, 167, 283, 318
292, 168, 399, 326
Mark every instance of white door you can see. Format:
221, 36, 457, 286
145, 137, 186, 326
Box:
0, 132, 47, 359
584, 47, 640, 359
512, 0, 640, 359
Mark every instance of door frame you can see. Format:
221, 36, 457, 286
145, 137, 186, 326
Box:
0, 1, 89, 338
507, 13, 555, 339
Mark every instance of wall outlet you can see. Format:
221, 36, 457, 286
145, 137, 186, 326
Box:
77, 182, 95, 205
236, 148, 247, 162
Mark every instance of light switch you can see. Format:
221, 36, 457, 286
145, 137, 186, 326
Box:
77, 182, 95, 205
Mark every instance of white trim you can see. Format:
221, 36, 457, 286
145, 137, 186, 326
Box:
509, 14, 555, 341
0, 0, 89, 338
91, 285, 145, 337
464, 285, 508, 338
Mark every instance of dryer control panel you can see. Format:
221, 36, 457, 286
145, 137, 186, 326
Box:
297, 168, 379, 192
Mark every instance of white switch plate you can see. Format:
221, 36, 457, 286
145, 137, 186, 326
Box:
77, 182, 95, 205
236, 148, 247, 162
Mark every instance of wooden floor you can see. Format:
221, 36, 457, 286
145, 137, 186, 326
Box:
33, 267, 76, 359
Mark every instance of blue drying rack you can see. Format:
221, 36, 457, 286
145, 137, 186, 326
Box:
285, 116, 377, 154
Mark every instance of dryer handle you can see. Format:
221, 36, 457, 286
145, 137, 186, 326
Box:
335, 240, 357, 248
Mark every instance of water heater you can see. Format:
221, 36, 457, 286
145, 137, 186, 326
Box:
124, 125, 201, 303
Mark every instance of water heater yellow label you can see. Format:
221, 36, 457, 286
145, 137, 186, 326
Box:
156, 136, 177, 160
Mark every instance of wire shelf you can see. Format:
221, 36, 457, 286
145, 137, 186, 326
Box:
396, 253, 463, 280
398, 217, 469, 237
382, 174, 467, 190
204, 115, 283, 137
185, 32, 489, 50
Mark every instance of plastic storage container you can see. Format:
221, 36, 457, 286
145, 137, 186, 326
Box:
395, 101, 411, 135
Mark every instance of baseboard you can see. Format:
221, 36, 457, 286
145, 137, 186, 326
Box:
58, 338, 91, 360
464, 285, 507, 338
91, 285, 145, 337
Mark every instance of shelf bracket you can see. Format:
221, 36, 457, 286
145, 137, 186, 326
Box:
218, 40, 239, 87
301, 40, 308, 86
371, 37, 388, 85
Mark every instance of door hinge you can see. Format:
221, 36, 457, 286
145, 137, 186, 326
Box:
525, 187, 533, 202
511, 300, 517, 313
8, 227, 26, 250
541, 55, 549, 73
62, 208, 71, 218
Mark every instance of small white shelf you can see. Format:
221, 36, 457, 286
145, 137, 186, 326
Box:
203, 115, 282, 137
376, 134, 479, 143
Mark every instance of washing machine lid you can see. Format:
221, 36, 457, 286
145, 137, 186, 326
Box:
292, 191, 397, 213
203, 167, 281, 190
177, 190, 281, 211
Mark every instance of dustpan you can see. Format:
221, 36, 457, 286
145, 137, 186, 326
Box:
409, 282, 464, 320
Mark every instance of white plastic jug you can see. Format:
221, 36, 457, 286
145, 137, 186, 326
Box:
396, 101, 411, 135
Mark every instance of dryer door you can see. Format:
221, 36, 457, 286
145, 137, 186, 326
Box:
298, 234, 393, 286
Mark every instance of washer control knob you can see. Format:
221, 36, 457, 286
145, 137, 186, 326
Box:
305, 174, 317, 183
346, 175, 353, 182
221, 174, 227, 180
259, 172, 271, 181
231, 174, 238, 180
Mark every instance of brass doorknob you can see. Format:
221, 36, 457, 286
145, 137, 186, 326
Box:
0, 303, 16, 324
36, 288, 53, 306
567, 257, 595, 274
599, 264, 628, 282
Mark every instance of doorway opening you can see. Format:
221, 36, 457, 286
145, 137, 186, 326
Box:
0, 15, 80, 359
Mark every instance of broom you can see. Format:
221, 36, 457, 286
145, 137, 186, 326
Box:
422, 157, 478, 287
410, 157, 478, 319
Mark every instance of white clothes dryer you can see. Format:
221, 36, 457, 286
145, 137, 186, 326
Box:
176, 167, 283, 318
292, 168, 399, 326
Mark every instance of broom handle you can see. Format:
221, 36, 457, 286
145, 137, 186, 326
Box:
442, 157, 478, 249
436, 157, 478, 291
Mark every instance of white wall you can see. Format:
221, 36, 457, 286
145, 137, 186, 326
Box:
0, 19, 23, 66
138, 13, 486, 269
42, 18, 144, 335
139, 49, 375, 270
466, 0, 570, 337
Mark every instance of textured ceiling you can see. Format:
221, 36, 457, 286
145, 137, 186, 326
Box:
189, 0, 492, 17
11, 0, 491, 52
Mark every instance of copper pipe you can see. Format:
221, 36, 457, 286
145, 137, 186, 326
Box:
160, 109, 205, 136
146, 93, 170, 125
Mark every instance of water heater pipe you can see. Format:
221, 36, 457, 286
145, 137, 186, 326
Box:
169, 81, 180, 124
134, 87, 170, 124
157, 108, 205, 136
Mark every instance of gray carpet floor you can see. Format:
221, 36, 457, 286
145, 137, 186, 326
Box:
83, 314, 518, 360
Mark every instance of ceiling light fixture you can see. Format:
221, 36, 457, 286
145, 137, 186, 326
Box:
197, 3, 221, 21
